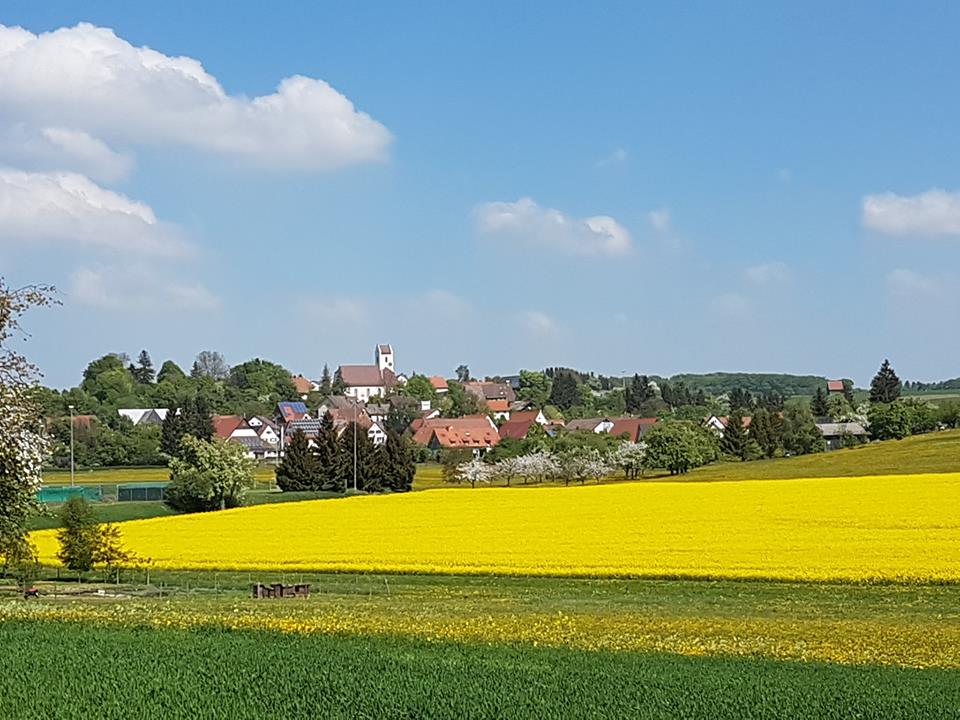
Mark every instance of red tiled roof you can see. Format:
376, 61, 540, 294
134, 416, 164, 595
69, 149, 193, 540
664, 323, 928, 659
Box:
609, 417, 658, 442
487, 398, 510, 412
499, 417, 537, 440
338, 365, 385, 387
213, 415, 244, 439
291, 375, 314, 394
509, 411, 540, 424
827, 380, 845, 392
411, 415, 499, 448
429, 376, 449, 390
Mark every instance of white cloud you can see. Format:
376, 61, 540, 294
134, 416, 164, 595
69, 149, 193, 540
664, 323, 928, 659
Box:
596, 147, 627, 167
300, 297, 370, 324
474, 197, 632, 256
886, 268, 951, 302
648, 208, 671, 233
0, 124, 133, 182
519, 310, 559, 336
745, 261, 790, 287
709, 292, 752, 319
862, 189, 960, 237
0, 168, 189, 258
69, 265, 219, 312
0, 23, 391, 171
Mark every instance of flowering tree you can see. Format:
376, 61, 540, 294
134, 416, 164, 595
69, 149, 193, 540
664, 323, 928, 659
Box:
457, 457, 494, 488
610, 441, 647, 480
516, 451, 560, 484
0, 279, 56, 563
493, 456, 523, 487
560, 448, 611, 485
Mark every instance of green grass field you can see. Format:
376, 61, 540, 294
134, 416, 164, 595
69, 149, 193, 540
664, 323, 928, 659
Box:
1, 620, 955, 719
682, 429, 960, 482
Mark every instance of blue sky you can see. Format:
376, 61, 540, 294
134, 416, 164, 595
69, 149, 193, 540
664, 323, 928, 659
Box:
2, 2, 959, 388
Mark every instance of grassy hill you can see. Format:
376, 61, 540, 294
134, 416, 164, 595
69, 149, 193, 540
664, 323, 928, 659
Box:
682, 429, 960, 482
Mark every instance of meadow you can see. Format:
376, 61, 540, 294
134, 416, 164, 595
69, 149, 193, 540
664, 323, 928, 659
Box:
30, 472, 960, 582
2, 619, 957, 719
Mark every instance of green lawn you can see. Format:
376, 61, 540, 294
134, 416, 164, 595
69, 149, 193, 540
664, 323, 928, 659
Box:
1, 620, 956, 719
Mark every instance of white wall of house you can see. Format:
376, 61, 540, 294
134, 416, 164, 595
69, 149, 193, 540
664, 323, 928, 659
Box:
345, 385, 385, 402
596, 419, 614, 433
258, 426, 280, 445
368, 424, 387, 446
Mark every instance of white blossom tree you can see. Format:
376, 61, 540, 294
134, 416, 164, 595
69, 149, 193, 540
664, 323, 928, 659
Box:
493, 456, 523, 487
0, 279, 56, 564
611, 440, 647, 480
516, 451, 560, 484
457, 457, 494, 488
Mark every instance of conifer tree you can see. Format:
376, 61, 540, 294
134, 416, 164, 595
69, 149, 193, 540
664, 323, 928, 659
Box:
275, 429, 318, 491
750, 408, 778, 458
811, 386, 829, 418
313, 412, 346, 491
132, 350, 155, 384
160, 407, 185, 457
382, 429, 416, 492
870, 359, 902, 403
319, 364, 332, 395
720, 411, 747, 460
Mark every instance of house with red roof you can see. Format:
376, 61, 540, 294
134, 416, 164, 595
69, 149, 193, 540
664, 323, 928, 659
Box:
609, 417, 658, 442
428, 376, 449, 394
411, 415, 500, 456
827, 380, 846, 394
498, 410, 548, 440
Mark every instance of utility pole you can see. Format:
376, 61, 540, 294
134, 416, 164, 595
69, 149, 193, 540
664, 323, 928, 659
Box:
68, 404, 75, 487
353, 401, 358, 492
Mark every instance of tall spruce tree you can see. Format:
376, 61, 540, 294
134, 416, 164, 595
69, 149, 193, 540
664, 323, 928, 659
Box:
750, 408, 778, 458
160, 407, 185, 457
549, 372, 580, 411
811, 386, 829, 418
339, 422, 378, 491
319, 364, 332, 395
870, 359, 902, 403
313, 412, 346, 491
720, 411, 747, 460
132, 350, 155, 384
382, 429, 416, 492
275, 429, 318, 491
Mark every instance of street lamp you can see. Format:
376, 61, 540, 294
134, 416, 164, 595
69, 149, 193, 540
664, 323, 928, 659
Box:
67, 404, 75, 487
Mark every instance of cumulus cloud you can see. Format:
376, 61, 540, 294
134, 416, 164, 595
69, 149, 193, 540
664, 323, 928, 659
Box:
0, 124, 133, 182
0, 23, 391, 171
0, 168, 189, 257
745, 261, 790, 287
519, 310, 559, 336
69, 265, 219, 312
862, 189, 960, 237
474, 197, 632, 256
648, 208, 671, 233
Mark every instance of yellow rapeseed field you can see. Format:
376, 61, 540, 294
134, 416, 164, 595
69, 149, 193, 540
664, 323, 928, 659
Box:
31, 473, 960, 582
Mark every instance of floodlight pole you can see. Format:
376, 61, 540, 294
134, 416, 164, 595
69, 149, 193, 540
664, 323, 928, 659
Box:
68, 404, 75, 487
